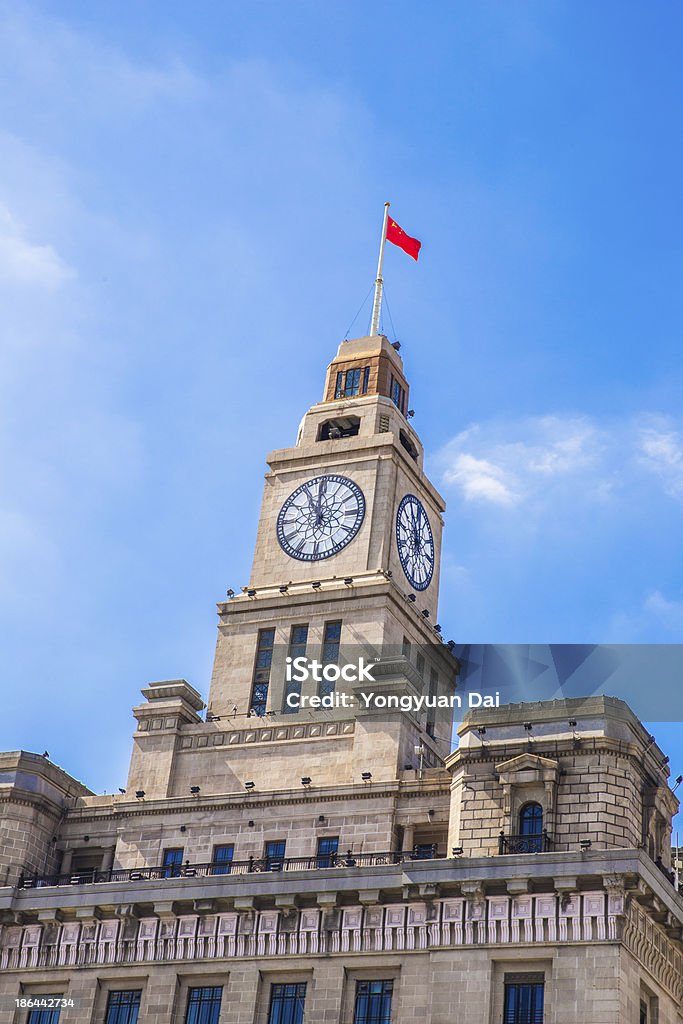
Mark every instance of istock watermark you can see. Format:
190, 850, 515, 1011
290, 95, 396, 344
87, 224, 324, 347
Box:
284, 655, 499, 711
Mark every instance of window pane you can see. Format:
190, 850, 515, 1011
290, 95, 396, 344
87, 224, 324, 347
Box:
268, 984, 306, 1024
284, 625, 308, 713
316, 836, 339, 867
250, 628, 276, 716
354, 980, 393, 1024
265, 840, 286, 869
504, 982, 544, 1024
212, 845, 234, 875
162, 848, 183, 878
362, 366, 370, 394
27, 1000, 63, 1024
345, 368, 361, 396
106, 992, 142, 1024
320, 621, 342, 697
185, 988, 223, 1024
334, 371, 344, 399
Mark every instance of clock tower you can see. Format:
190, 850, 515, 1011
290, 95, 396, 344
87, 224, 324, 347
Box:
127, 332, 457, 796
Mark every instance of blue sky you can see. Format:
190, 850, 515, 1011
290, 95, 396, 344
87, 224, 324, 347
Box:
1, 1, 682, 824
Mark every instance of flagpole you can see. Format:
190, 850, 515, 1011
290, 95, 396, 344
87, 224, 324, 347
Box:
369, 202, 390, 336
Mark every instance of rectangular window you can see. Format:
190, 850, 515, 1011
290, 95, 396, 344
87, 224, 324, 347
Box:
185, 988, 222, 1024
283, 624, 308, 713
316, 836, 339, 868
503, 977, 544, 1024
319, 620, 342, 697
211, 844, 234, 875
27, 1000, 63, 1024
390, 375, 405, 413
416, 652, 425, 678
250, 627, 275, 716
264, 840, 286, 871
354, 980, 393, 1024
427, 666, 438, 737
105, 992, 142, 1024
335, 367, 368, 399
412, 843, 436, 860
402, 636, 411, 659
268, 984, 306, 1024
162, 848, 183, 878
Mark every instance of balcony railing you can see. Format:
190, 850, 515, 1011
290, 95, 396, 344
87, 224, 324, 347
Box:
498, 830, 552, 855
18, 849, 441, 890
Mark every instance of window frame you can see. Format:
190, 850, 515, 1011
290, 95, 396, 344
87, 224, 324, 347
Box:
267, 983, 307, 1024
162, 848, 184, 878
250, 627, 276, 717
105, 991, 142, 1024
184, 987, 223, 1024
283, 623, 308, 713
353, 979, 394, 1024
211, 844, 234, 875
316, 836, 339, 868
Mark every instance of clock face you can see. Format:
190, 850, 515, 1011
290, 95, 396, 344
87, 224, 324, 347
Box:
396, 494, 434, 591
276, 474, 365, 561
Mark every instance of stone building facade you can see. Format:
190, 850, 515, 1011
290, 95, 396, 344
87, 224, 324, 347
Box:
1, 334, 682, 1024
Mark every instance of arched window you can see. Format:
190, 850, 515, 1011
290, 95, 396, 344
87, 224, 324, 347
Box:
518, 802, 544, 852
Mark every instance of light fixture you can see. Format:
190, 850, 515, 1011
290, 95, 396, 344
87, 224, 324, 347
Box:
451, 846, 463, 856
404, 763, 414, 770
248, 820, 255, 827
279, 585, 288, 594
226, 588, 235, 598
344, 577, 354, 586
408, 594, 416, 603
206, 712, 221, 722
421, 609, 430, 618
135, 790, 145, 799
190, 786, 200, 795
361, 771, 372, 782
580, 839, 592, 851
673, 775, 683, 793
477, 727, 486, 736
301, 776, 312, 786
245, 781, 255, 791
312, 581, 321, 590
42, 751, 50, 759
247, 588, 256, 597
180, 825, 187, 833
662, 756, 670, 765
392, 341, 401, 351
118, 787, 126, 794
414, 744, 424, 756
434, 624, 442, 633
568, 719, 577, 728
83, 835, 90, 842
407, 409, 415, 418
384, 569, 393, 578
523, 722, 533, 732
447, 640, 455, 650
318, 814, 326, 823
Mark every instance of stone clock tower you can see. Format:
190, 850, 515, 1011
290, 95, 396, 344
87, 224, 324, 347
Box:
126, 333, 458, 796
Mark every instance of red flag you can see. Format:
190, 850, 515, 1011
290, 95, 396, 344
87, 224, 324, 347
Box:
386, 216, 421, 261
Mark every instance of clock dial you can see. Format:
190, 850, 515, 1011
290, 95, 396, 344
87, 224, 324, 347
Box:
396, 494, 434, 591
277, 474, 365, 561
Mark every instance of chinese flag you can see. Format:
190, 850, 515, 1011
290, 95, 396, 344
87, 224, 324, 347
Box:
386, 216, 421, 261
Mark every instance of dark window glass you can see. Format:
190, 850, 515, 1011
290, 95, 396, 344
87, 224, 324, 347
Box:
518, 803, 544, 853
283, 624, 308, 713
354, 980, 393, 1024
640, 1001, 648, 1024
345, 368, 361, 396
503, 982, 544, 1024
320, 620, 342, 697
402, 636, 411, 659
268, 984, 306, 1024
264, 840, 286, 871
185, 987, 223, 1024
412, 843, 436, 860
211, 844, 234, 875
106, 992, 142, 1024
334, 371, 345, 399
390, 376, 405, 413
27, 1000, 62, 1024
362, 366, 370, 394
416, 653, 425, 678
250, 628, 275, 716
316, 836, 339, 867
162, 848, 183, 878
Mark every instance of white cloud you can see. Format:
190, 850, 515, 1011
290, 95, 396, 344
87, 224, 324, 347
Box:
0, 204, 73, 289
436, 413, 683, 518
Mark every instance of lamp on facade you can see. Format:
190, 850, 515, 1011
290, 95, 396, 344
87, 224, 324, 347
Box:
279, 585, 288, 593
672, 775, 683, 793
580, 839, 592, 851
247, 588, 256, 597
523, 722, 532, 732
361, 772, 372, 782
344, 577, 354, 585
312, 581, 321, 590
135, 790, 145, 799
226, 589, 235, 598
245, 781, 255, 791
407, 594, 416, 603
190, 786, 200, 795
301, 777, 312, 786
421, 609, 430, 618
451, 846, 463, 856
